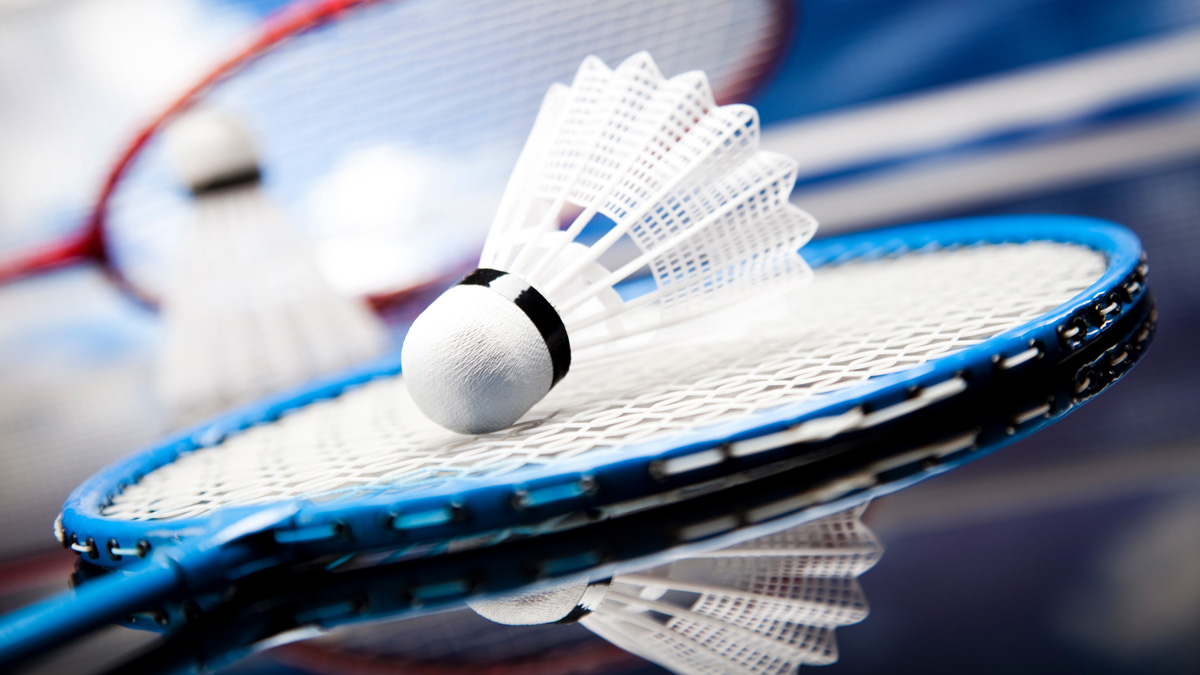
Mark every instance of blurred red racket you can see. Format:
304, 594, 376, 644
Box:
0, 0, 793, 314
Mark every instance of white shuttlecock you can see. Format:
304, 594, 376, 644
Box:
468, 505, 881, 675
156, 108, 387, 427
401, 52, 818, 434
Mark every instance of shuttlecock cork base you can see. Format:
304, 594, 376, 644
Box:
401, 269, 570, 434
166, 108, 262, 196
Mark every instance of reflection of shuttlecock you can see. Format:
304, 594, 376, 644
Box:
469, 505, 881, 674
401, 52, 818, 434
157, 108, 387, 427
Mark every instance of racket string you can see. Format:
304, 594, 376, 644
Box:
101, 241, 1106, 521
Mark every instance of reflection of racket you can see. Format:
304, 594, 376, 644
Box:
0, 0, 793, 312
108, 508, 883, 675
0, 215, 1153, 668
98, 282, 1151, 675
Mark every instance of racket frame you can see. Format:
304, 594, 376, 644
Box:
0, 215, 1152, 670
99, 284, 1155, 673
57, 216, 1147, 571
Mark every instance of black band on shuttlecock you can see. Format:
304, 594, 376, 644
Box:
190, 166, 262, 196
555, 580, 611, 624
459, 268, 571, 386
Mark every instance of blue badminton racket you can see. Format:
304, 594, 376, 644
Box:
0, 215, 1152, 669
97, 284, 1154, 674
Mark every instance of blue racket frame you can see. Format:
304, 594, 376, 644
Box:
0, 215, 1151, 669
56, 215, 1146, 570
95, 288, 1154, 674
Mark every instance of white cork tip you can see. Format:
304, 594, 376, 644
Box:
467, 577, 596, 625
164, 107, 260, 193
401, 285, 553, 434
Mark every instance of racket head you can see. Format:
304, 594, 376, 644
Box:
57, 215, 1150, 572
95, 300, 1153, 674
2, 0, 794, 309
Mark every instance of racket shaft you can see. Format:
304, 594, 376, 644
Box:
0, 560, 178, 669
0, 503, 302, 667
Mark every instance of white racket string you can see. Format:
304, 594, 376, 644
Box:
102, 241, 1106, 521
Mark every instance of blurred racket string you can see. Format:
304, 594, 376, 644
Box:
2, 0, 793, 307
0, 0, 252, 257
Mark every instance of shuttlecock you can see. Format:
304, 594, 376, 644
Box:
401, 52, 817, 434
468, 505, 881, 674
156, 108, 387, 427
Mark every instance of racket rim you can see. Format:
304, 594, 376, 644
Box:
55, 215, 1147, 569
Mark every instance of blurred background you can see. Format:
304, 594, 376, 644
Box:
0, 0, 1197, 672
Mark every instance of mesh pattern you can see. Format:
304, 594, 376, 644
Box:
479, 53, 815, 350
646, 152, 810, 314
105, 0, 785, 300
581, 506, 881, 674
101, 240, 1106, 521
688, 573, 865, 629
589, 614, 833, 675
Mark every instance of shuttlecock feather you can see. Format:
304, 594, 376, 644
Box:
157, 108, 387, 427
468, 505, 880, 675
401, 52, 818, 434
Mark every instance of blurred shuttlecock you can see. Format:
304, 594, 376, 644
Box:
156, 108, 387, 427
469, 505, 881, 674
401, 52, 817, 434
